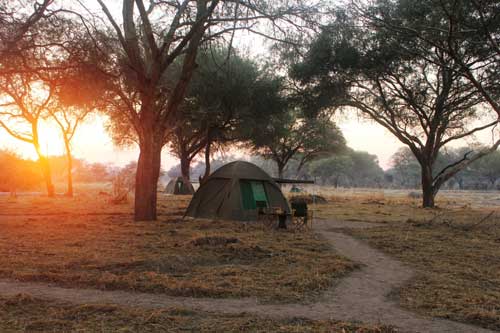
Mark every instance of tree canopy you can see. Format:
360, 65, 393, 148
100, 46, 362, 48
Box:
292, 0, 500, 207
83, 0, 322, 220
310, 150, 384, 187
247, 107, 346, 178
167, 48, 270, 181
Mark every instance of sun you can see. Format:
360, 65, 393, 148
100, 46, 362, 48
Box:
37, 121, 65, 157
0, 119, 64, 160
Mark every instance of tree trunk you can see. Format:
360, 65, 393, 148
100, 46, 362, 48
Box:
201, 139, 211, 184
277, 162, 284, 179
33, 141, 54, 197
134, 138, 162, 221
64, 138, 73, 197
180, 153, 191, 181
296, 157, 307, 178
38, 156, 54, 197
421, 165, 435, 208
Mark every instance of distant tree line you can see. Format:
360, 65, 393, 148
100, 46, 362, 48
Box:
0, 150, 143, 194
387, 147, 500, 191
7, 144, 497, 195
166, 144, 500, 192
1, 0, 498, 216
166, 149, 385, 188
0, 150, 41, 194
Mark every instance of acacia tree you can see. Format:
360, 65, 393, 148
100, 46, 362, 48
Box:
90, 0, 319, 220
168, 49, 271, 183
310, 150, 383, 187
183, 50, 261, 184
50, 58, 106, 197
0, 0, 53, 60
390, 148, 422, 189
248, 108, 346, 178
110, 49, 264, 184
293, 4, 500, 207
0, 10, 105, 197
355, 0, 499, 117
0, 73, 56, 196
469, 149, 500, 188
49, 106, 91, 197
0, 0, 55, 193
169, 123, 207, 182
310, 155, 353, 186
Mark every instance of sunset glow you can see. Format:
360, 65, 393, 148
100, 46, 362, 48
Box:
0, 114, 179, 168
1, 113, 496, 171
0, 0, 499, 331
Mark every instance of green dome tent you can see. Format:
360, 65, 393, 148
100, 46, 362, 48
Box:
165, 177, 195, 195
185, 161, 290, 221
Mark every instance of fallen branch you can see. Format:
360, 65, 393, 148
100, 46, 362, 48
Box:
462, 211, 496, 231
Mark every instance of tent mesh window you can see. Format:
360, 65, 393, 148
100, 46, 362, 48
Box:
240, 180, 268, 210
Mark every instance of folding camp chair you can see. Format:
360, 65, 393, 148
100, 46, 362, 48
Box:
257, 201, 273, 228
258, 206, 287, 229
291, 202, 313, 230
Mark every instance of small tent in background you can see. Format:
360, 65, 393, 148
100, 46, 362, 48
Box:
185, 161, 290, 221
165, 177, 195, 195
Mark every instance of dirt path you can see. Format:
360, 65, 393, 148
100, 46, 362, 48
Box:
0, 219, 493, 333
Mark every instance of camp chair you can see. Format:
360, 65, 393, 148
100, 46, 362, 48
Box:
291, 202, 313, 230
257, 207, 273, 229
258, 206, 286, 229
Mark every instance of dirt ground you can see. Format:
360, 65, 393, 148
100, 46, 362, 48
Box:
311, 188, 500, 331
0, 219, 487, 333
0, 185, 499, 331
0, 189, 353, 303
0, 294, 398, 333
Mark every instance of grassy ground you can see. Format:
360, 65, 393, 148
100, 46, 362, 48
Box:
0, 188, 354, 303
0, 294, 396, 333
3, 185, 499, 330
313, 189, 500, 331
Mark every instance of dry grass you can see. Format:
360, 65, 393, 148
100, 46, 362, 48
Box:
0, 294, 396, 333
5, 184, 498, 330
313, 189, 500, 330
0, 188, 354, 303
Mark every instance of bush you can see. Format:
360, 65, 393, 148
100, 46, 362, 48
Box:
0, 150, 42, 193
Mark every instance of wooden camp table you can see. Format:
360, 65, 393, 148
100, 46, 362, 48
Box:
258, 207, 290, 229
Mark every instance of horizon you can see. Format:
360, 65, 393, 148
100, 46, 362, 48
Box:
1, 111, 496, 172
0, 113, 402, 171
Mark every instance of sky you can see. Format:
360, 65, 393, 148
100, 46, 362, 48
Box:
0, 111, 403, 169
2, 104, 497, 171
0, 113, 458, 171
338, 115, 404, 169
0, 1, 497, 172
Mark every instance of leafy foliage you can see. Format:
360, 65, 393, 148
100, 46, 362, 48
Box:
292, 0, 500, 206
167, 49, 271, 178
246, 94, 346, 177
0, 150, 41, 192
310, 150, 384, 187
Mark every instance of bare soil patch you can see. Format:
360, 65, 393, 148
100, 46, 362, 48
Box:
313, 189, 500, 331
